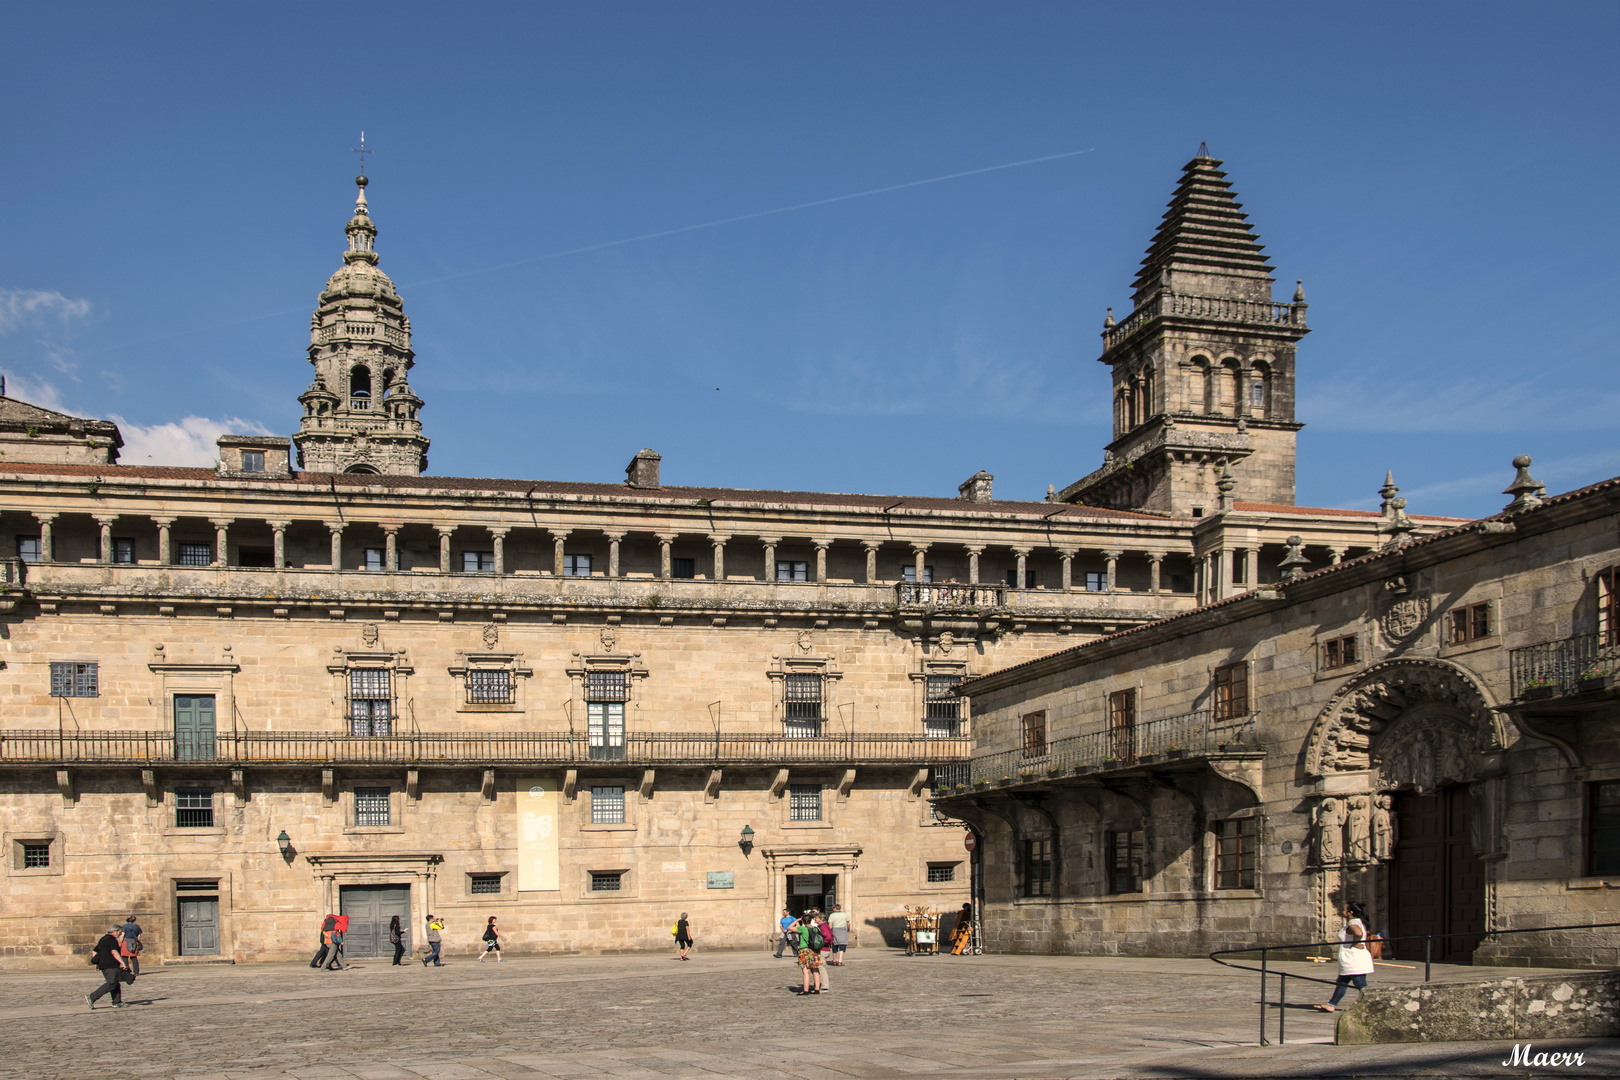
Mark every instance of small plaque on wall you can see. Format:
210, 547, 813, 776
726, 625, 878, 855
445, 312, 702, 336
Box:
706, 871, 734, 889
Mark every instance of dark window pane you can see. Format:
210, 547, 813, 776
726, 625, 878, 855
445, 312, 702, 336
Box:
176, 787, 214, 828
591, 785, 626, 825
1592, 782, 1620, 876
22, 843, 50, 868
470, 874, 502, 895
354, 786, 391, 827
178, 542, 212, 566
671, 557, 695, 579
590, 872, 622, 892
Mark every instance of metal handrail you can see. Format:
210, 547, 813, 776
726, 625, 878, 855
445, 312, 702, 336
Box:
1209, 920, 1620, 1047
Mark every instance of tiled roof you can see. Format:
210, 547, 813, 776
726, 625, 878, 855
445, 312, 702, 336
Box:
1232, 501, 1471, 522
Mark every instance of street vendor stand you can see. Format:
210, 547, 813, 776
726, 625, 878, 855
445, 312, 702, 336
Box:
903, 906, 941, 956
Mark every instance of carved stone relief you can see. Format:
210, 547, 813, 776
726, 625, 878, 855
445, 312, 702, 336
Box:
1305, 659, 1498, 778
1379, 593, 1431, 644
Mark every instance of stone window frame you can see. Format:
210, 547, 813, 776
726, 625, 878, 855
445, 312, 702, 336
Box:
5, 830, 64, 877
580, 866, 635, 900
1314, 625, 1369, 681
581, 778, 638, 833
1585, 775, 1620, 879
781, 775, 836, 830
566, 651, 649, 748
168, 784, 223, 835
1021, 835, 1053, 897
768, 653, 843, 737
448, 651, 532, 714
343, 780, 404, 835
465, 871, 510, 900
326, 648, 413, 733
910, 654, 972, 737
1439, 593, 1502, 659
921, 858, 963, 890
147, 648, 240, 754
1211, 661, 1251, 722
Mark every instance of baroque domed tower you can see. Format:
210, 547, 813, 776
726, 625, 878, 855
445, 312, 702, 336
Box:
293, 175, 429, 475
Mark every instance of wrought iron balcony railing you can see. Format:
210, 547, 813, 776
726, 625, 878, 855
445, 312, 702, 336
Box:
0, 729, 970, 767
1509, 633, 1619, 699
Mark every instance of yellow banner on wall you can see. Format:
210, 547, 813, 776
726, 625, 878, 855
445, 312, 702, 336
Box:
517, 777, 559, 891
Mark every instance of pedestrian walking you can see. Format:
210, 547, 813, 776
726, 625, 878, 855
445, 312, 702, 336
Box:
773, 908, 796, 958
796, 913, 824, 995
813, 913, 834, 989
674, 913, 693, 960
120, 913, 143, 977
1315, 902, 1374, 1012
310, 914, 336, 969
324, 914, 349, 971
478, 916, 505, 962
422, 914, 444, 966
389, 915, 405, 965
85, 925, 130, 1009
826, 904, 849, 966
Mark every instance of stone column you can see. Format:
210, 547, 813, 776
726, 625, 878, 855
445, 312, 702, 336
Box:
860, 540, 882, 584
605, 532, 625, 578
489, 527, 509, 576
911, 543, 930, 584
212, 519, 233, 567
657, 534, 675, 580
153, 517, 174, 566
1234, 546, 1251, 587
551, 530, 570, 576
1147, 552, 1163, 594
269, 521, 290, 570
762, 537, 781, 581
1012, 547, 1031, 590
965, 545, 984, 585
381, 525, 397, 571
710, 535, 728, 582
1057, 548, 1075, 592
1219, 548, 1234, 599
37, 513, 57, 563
814, 541, 830, 584
95, 516, 116, 564
328, 522, 346, 571
1328, 547, 1346, 566
436, 526, 455, 574
1104, 550, 1121, 593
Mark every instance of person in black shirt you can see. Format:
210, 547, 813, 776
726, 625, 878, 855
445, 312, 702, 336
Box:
86, 926, 130, 1009
674, 913, 693, 961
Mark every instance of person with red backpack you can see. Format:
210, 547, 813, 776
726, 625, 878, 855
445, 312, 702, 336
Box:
310, 914, 336, 969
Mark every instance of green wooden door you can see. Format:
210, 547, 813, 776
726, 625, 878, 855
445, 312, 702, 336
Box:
174, 695, 216, 761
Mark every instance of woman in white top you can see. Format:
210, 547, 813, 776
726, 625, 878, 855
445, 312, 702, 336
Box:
1316, 901, 1375, 1011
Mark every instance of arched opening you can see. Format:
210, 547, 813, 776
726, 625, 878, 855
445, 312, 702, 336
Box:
1115, 389, 1130, 435
1247, 362, 1271, 419
344, 464, 380, 475
1142, 366, 1155, 423
380, 367, 396, 397
349, 366, 372, 410
1189, 358, 1211, 414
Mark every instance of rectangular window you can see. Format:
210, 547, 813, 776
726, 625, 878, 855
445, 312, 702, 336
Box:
470, 873, 503, 895
1591, 781, 1620, 876
927, 862, 957, 883
924, 675, 962, 736
49, 662, 98, 698
1214, 817, 1258, 889
1321, 635, 1358, 670
1108, 829, 1144, 894
590, 871, 623, 892
16, 536, 41, 563
349, 668, 393, 736
1600, 568, 1619, 646
1449, 602, 1493, 645
240, 450, 265, 473
1020, 711, 1047, 758
112, 537, 136, 564
362, 547, 385, 571
175, 787, 214, 829
789, 783, 823, 822
587, 671, 627, 760
1213, 663, 1249, 721
783, 673, 823, 735
564, 553, 592, 577
902, 565, 935, 584
354, 786, 391, 827
22, 842, 50, 868
1005, 569, 1036, 588
1083, 571, 1105, 592
462, 550, 494, 572
178, 542, 211, 566
1108, 689, 1136, 761
1022, 837, 1052, 897
466, 669, 514, 705
776, 560, 809, 582
671, 557, 696, 579
591, 785, 626, 825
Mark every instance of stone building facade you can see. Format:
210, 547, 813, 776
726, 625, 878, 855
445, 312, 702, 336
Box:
0, 152, 1461, 967
942, 463, 1620, 968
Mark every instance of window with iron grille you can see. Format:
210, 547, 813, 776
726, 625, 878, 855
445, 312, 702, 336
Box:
1214, 817, 1257, 889
466, 669, 514, 705
671, 557, 696, 579
22, 842, 50, 868
591, 785, 626, 825
590, 871, 623, 892
1022, 837, 1051, 897
564, 553, 592, 577
354, 786, 391, 827
1321, 635, 1358, 670
1601, 568, 1619, 647
112, 537, 136, 564
1108, 829, 1143, 894
175, 787, 214, 828
49, 662, 98, 698
1449, 602, 1492, 645
462, 550, 494, 572
16, 536, 41, 563
1590, 781, 1620, 876
349, 669, 393, 736
784, 673, 823, 735
178, 542, 212, 566
927, 862, 957, 883
925, 675, 962, 736
1213, 663, 1248, 721
587, 671, 627, 759
1020, 711, 1046, 758
470, 873, 503, 895
789, 783, 822, 822
776, 560, 808, 582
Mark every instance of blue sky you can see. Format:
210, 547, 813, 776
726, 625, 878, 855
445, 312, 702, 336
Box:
1, 2, 1615, 517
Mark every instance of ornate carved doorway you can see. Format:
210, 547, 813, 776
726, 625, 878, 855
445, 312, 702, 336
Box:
1389, 785, 1484, 962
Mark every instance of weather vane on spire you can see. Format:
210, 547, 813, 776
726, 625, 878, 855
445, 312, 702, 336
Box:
352, 131, 373, 176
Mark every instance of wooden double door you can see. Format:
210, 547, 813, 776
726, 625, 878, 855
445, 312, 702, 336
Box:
338, 885, 411, 959
1389, 786, 1485, 962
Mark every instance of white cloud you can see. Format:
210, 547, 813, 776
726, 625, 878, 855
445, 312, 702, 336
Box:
0, 370, 68, 412
0, 289, 92, 335
111, 415, 274, 467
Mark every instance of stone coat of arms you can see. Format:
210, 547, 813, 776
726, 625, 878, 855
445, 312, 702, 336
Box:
1380, 594, 1430, 644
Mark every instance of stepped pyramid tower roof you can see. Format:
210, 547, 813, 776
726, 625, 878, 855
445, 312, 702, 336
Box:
1131, 144, 1277, 305
292, 175, 429, 475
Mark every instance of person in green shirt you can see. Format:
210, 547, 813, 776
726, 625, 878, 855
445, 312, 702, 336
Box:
796, 914, 824, 995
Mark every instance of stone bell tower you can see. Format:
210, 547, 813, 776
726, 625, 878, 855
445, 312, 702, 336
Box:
292, 175, 429, 475
1060, 146, 1308, 516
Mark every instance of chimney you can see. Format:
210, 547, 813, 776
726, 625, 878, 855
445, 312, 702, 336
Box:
957, 470, 993, 504
626, 448, 662, 489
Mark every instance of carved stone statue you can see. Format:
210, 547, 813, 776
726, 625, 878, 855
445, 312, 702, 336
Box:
1371, 793, 1396, 861
1344, 795, 1371, 864
1314, 796, 1345, 865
